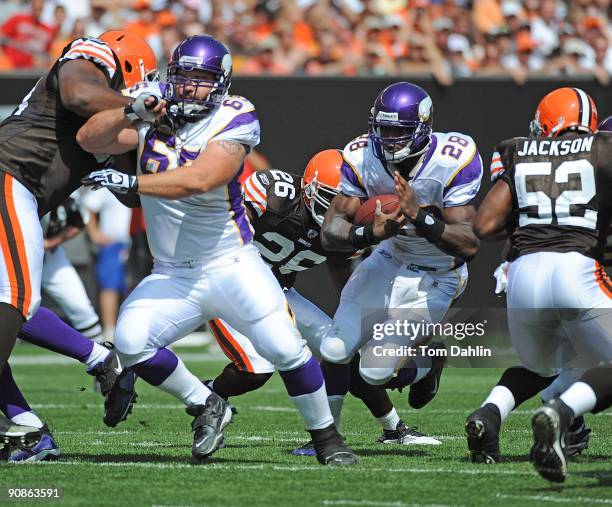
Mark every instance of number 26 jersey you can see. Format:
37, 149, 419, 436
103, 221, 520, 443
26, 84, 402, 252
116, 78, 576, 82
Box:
492, 131, 612, 261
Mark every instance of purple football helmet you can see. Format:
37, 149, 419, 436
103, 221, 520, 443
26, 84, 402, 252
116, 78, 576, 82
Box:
599, 115, 612, 132
165, 35, 232, 120
369, 82, 433, 164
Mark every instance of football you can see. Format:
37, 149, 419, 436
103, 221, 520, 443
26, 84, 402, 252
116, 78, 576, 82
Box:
354, 194, 400, 225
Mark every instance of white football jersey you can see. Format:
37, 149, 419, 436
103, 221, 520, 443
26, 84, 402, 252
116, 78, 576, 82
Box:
124, 82, 260, 263
341, 132, 483, 270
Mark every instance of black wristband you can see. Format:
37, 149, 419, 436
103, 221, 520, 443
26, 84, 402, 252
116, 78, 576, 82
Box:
348, 223, 378, 248
412, 208, 445, 243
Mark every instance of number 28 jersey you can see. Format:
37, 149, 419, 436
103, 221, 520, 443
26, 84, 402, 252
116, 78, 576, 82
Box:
492, 132, 612, 261
243, 169, 350, 288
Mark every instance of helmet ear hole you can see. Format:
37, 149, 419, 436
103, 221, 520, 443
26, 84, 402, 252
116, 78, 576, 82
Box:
124, 60, 133, 73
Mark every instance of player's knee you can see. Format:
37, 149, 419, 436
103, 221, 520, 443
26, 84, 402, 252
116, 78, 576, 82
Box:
268, 340, 310, 371
114, 315, 151, 359
26, 292, 41, 320
359, 366, 393, 386
320, 337, 353, 365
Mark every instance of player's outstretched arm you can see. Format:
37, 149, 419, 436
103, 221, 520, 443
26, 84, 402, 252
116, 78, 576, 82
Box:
136, 139, 248, 199
395, 171, 479, 260
77, 95, 164, 155
58, 59, 131, 118
473, 180, 513, 241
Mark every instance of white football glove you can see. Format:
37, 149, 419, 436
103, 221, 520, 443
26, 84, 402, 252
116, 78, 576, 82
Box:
124, 92, 162, 123
494, 261, 510, 295
81, 168, 138, 194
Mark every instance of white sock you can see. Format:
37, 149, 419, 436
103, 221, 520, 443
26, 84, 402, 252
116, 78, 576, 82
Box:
291, 385, 334, 430
158, 358, 211, 407
85, 343, 111, 370
560, 381, 597, 418
377, 407, 401, 430
103, 325, 115, 344
482, 385, 515, 422
11, 411, 45, 429
327, 394, 345, 433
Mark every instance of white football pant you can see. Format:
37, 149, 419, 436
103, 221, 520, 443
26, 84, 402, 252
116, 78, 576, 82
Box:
114, 244, 311, 371
507, 251, 612, 377
209, 287, 332, 374
320, 243, 468, 384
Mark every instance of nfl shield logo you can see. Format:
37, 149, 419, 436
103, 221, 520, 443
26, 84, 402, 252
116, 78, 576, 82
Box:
307, 229, 318, 239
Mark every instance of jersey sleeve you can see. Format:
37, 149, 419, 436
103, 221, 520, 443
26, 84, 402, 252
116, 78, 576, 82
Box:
243, 170, 271, 218
340, 147, 368, 198
443, 143, 483, 207
59, 38, 118, 81
211, 96, 260, 151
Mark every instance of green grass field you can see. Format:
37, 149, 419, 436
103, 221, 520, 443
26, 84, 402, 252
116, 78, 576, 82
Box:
2, 344, 611, 507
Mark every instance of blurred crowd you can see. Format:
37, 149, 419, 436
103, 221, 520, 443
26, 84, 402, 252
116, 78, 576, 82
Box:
0, 0, 610, 85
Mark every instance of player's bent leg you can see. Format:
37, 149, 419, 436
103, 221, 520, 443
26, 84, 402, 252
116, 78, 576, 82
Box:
207, 362, 273, 400
0, 364, 51, 461
0, 174, 44, 375
285, 287, 331, 359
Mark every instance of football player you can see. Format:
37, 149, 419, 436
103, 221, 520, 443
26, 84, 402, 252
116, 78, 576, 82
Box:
202, 150, 440, 454
318, 82, 482, 431
0, 30, 156, 442
530, 115, 612, 481
78, 35, 356, 465
466, 89, 612, 464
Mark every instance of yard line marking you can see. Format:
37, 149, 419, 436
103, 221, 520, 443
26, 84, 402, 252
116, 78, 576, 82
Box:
322, 501, 408, 506
252, 405, 297, 413
495, 494, 612, 505
30, 461, 535, 476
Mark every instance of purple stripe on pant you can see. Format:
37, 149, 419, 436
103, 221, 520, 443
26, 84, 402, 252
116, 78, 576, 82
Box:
131, 348, 179, 386
279, 356, 324, 396
19, 307, 94, 363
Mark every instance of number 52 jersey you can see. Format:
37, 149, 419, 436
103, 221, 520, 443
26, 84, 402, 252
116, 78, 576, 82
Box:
492, 131, 612, 262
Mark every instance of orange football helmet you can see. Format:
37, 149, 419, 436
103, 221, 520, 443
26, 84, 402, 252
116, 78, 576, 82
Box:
302, 149, 343, 225
99, 30, 157, 87
530, 87, 598, 138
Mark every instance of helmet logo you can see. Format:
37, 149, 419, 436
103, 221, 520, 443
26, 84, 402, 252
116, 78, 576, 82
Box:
179, 55, 203, 65
376, 111, 399, 121
221, 54, 232, 73
418, 96, 432, 122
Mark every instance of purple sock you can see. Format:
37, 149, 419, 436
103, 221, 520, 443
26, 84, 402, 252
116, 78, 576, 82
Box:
279, 356, 324, 396
0, 364, 31, 418
322, 360, 351, 396
383, 363, 417, 390
19, 307, 94, 363
131, 348, 179, 387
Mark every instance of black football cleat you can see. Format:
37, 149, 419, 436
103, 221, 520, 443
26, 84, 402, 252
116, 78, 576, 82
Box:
465, 403, 501, 464
187, 393, 233, 462
408, 342, 447, 409
531, 399, 574, 483
309, 425, 358, 466
565, 415, 591, 458
88, 345, 122, 395
103, 368, 138, 427
377, 420, 441, 445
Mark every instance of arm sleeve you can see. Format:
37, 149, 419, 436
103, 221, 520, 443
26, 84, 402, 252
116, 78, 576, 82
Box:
443, 149, 483, 207
59, 38, 118, 82
243, 171, 270, 218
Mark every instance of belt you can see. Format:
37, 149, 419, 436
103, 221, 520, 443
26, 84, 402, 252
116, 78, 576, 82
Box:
406, 259, 465, 273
